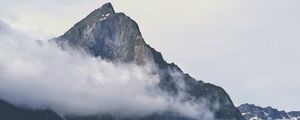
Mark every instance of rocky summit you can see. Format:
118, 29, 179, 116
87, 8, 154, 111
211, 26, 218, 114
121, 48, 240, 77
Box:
0, 2, 244, 120
238, 103, 300, 120
59, 3, 152, 65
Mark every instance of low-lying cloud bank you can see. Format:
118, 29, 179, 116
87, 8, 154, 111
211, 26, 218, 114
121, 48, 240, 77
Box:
0, 21, 214, 119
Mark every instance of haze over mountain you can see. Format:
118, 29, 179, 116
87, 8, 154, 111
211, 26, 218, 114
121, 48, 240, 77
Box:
0, 2, 244, 120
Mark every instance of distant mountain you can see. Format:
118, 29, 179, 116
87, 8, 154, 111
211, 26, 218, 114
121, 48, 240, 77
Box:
238, 103, 300, 120
0, 2, 244, 120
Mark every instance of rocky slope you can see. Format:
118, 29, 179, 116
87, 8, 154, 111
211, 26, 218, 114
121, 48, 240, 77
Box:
55, 2, 243, 120
238, 103, 300, 120
0, 2, 244, 120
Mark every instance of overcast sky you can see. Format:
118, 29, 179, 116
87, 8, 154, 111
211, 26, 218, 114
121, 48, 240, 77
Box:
1, 0, 299, 111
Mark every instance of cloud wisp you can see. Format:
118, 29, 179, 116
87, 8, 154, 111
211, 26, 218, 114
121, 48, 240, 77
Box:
0, 21, 215, 119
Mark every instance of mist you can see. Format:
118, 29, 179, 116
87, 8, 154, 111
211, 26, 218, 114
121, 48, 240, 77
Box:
0, 21, 215, 119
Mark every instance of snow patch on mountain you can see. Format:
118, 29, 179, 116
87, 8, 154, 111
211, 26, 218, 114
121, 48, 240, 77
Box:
238, 104, 300, 120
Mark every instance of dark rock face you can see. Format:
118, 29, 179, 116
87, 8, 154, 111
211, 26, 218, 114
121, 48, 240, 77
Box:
0, 99, 64, 120
0, 99, 197, 120
289, 111, 300, 119
0, 2, 244, 120
238, 103, 300, 120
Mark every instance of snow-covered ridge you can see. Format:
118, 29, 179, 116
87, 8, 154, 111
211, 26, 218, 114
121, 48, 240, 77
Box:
238, 103, 300, 120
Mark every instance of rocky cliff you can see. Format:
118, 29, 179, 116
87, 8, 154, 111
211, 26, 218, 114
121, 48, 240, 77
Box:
55, 2, 243, 120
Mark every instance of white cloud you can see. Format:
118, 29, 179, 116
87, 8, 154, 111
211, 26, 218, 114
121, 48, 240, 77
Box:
1, 0, 300, 112
0, 21, 215, 119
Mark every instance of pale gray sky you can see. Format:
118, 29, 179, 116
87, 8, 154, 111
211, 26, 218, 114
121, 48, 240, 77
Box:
1, 0, 299, 111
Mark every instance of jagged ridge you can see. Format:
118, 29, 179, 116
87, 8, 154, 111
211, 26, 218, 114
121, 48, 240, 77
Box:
238, 103, 300, 120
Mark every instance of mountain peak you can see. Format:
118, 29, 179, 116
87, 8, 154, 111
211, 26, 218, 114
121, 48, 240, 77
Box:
79, 2, 115, 25
61, 2, 117, 41
60, 2, 151, 64
101, 2, 114, 10
55, 3, 245, 119
93, 2, 115, 16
